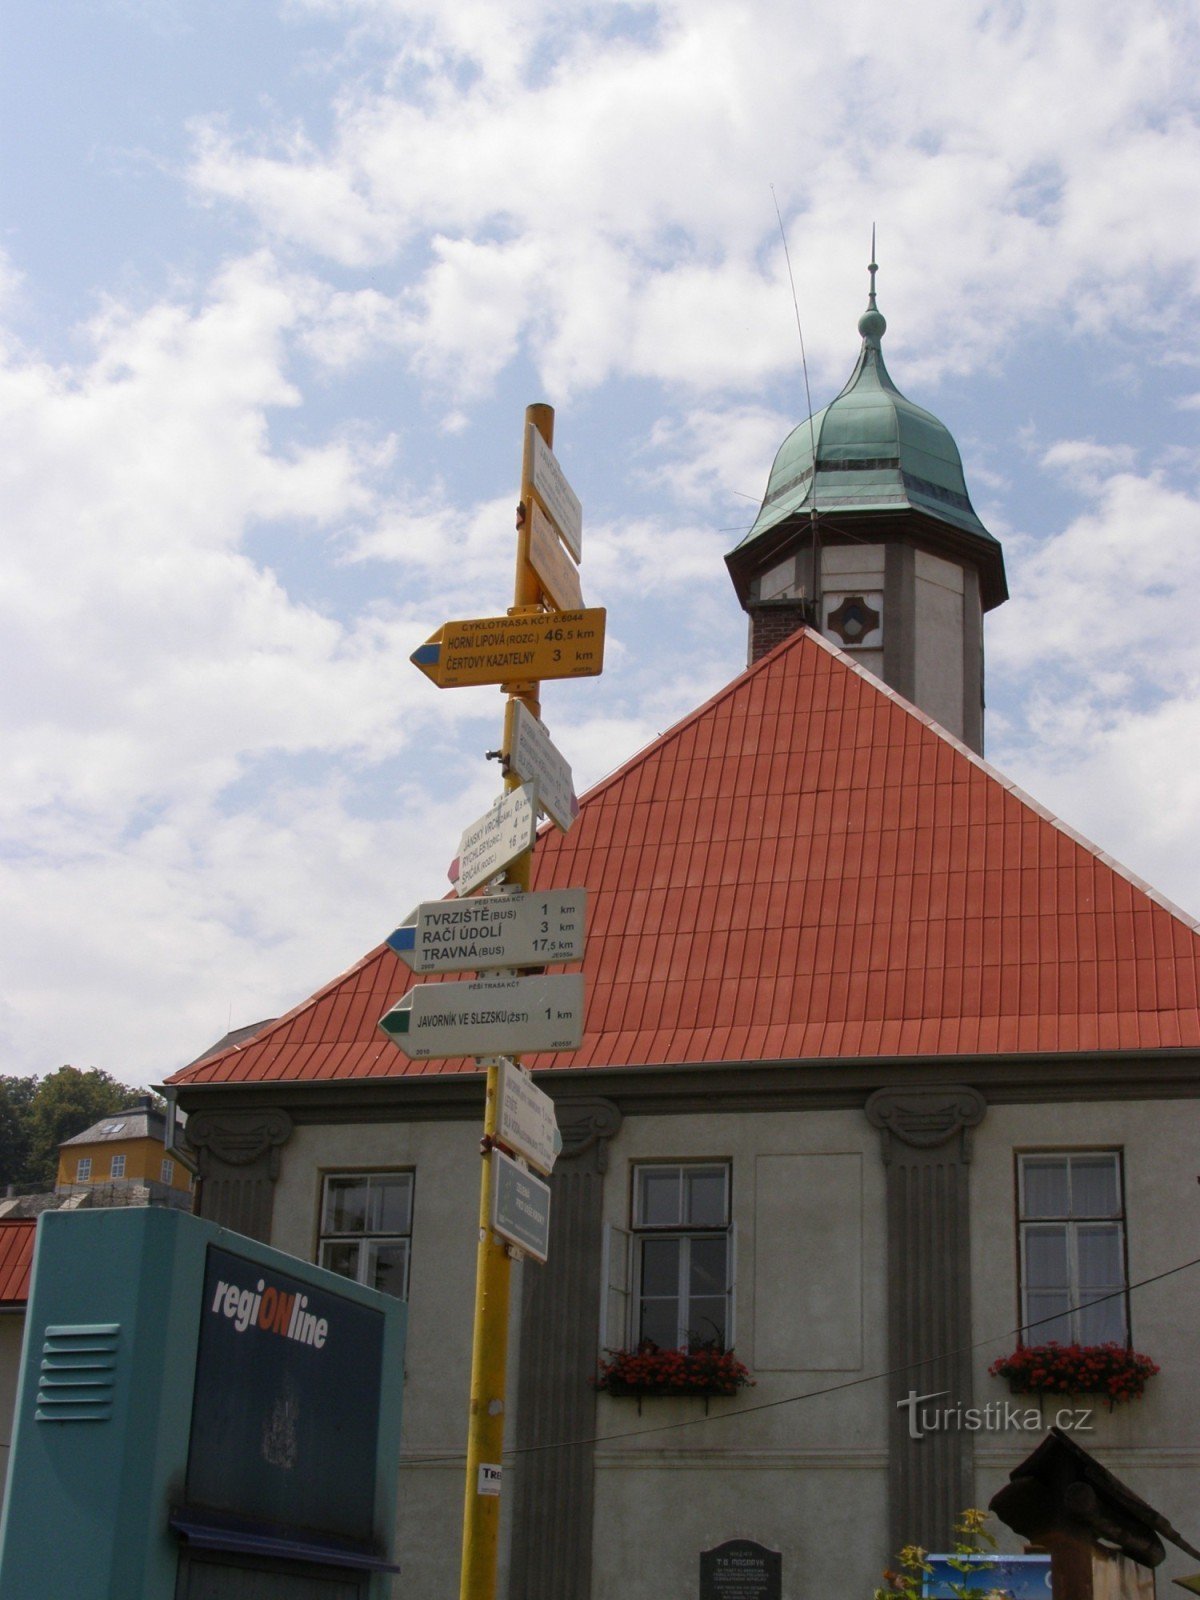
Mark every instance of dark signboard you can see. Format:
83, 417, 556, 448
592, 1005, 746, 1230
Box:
700, 1540, 782, 1600
186, 1244, 385, 1543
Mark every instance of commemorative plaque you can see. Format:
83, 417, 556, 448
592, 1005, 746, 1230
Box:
700, 1540, 782, 1600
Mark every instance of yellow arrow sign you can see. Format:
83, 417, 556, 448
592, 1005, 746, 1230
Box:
411, 608, 606, 688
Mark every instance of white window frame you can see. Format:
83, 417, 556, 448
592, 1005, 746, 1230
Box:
603, 1162, 734, 1353
109, 1154, 126, 1179
76, 1157, 91, 1182
317, 1171, 414, 1301
600, 1224, 631, 1354
1017, 1150, 1128, 1345
160, 1157, 174, 1185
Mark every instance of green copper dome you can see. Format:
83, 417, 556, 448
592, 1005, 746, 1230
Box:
733, 282, 997, 551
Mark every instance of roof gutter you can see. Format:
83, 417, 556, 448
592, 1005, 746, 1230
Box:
156, 1084, 198, 1177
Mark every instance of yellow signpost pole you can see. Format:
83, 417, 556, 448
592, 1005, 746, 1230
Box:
458, 403, 554, 1600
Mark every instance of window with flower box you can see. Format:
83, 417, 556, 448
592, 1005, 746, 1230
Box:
603, 1163, 734, 1353
318, 1171, 413, 1300
1018, 1151, 1127, 1345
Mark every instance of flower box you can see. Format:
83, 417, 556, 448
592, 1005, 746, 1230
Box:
594, 1342, 754, 1399
988, 1342, 1158, 1404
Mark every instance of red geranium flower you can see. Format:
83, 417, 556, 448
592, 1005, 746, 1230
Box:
989, 1342, 1158, 1405
594, 1340, 755, 1397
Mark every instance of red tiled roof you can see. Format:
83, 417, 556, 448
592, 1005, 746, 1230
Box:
0, 1219, 36, 1304
169, 628, 1200, 1088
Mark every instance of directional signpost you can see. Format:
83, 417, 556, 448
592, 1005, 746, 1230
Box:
508, 702, 578, 833
378, 973, 585, 1060
393, 403, 599, 1600
527, 501, 584, 612
451, 785, 539, 895
495, 1056, 561, 1176
410, 608, 605, 689
490, 1151, 551, 1263
529, 424, 582, 561
387, 889, 587, 972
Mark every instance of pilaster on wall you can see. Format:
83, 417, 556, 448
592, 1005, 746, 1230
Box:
509, 1096, 622, 1600
865, 1085, 987, 1557
186, 1108, 294, 1243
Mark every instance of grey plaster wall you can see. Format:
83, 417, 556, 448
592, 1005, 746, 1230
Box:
753, 1152, 863, 1370
273, 1115, 523, 1599
591, 1458, 887, 1600
821, 542, 885, 684
913, 548, 966, 741
592, 1106, 890, 1600
968, 1097, 1200, 1589
251, 1085, 1200, 1600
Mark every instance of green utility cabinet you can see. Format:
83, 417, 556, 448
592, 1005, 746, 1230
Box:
0, 1207, 406, 1599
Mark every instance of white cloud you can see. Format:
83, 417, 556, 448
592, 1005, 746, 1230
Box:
640, 406, 793, 515
345, 491, 520, 615
404, 235, 541, 395
188, 122, 399, 269
0, 255, 442, 830
0, 248, 549, 1079
585, 515, 733, 597
990, 460, 1200, 683
0, 772, 464, 1080
988, 448, 1200, 916
0, 231, 750, 1079
298, 286, 409, 369
186, 0, 1200, 403
7, 0, 1200, 1084
1038, 438, 1138, 492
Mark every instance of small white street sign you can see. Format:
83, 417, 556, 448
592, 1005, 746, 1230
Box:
529, 425, 582, 562
452, 785, 538, 895
379, 972, 585, 1060
509, 703, 578, 834
491, 1149, 551, 1263
496, 1057, 561, 1175
387, 889, 586, 973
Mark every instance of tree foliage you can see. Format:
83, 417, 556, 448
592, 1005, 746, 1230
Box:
0, 1067, 157, 1192
0, 1077, 38, 1192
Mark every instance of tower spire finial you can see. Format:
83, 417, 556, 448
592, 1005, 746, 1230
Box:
858, 226, 886, 346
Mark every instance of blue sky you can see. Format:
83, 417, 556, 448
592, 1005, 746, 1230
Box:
3, 0, 1200, 1086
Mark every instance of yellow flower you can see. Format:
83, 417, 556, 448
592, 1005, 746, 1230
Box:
899, 1546, 930, 1571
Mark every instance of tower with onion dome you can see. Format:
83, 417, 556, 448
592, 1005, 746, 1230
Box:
726, 254, 1007, 754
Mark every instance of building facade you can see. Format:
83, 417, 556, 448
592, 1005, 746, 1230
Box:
168, 288, 1200, 1599
55, 1094, 194, 1206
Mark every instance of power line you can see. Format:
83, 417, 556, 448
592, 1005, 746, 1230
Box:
397, 1250, 1200, 1469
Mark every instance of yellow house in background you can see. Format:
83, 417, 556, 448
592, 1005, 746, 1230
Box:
55, 1095, 194, 1204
